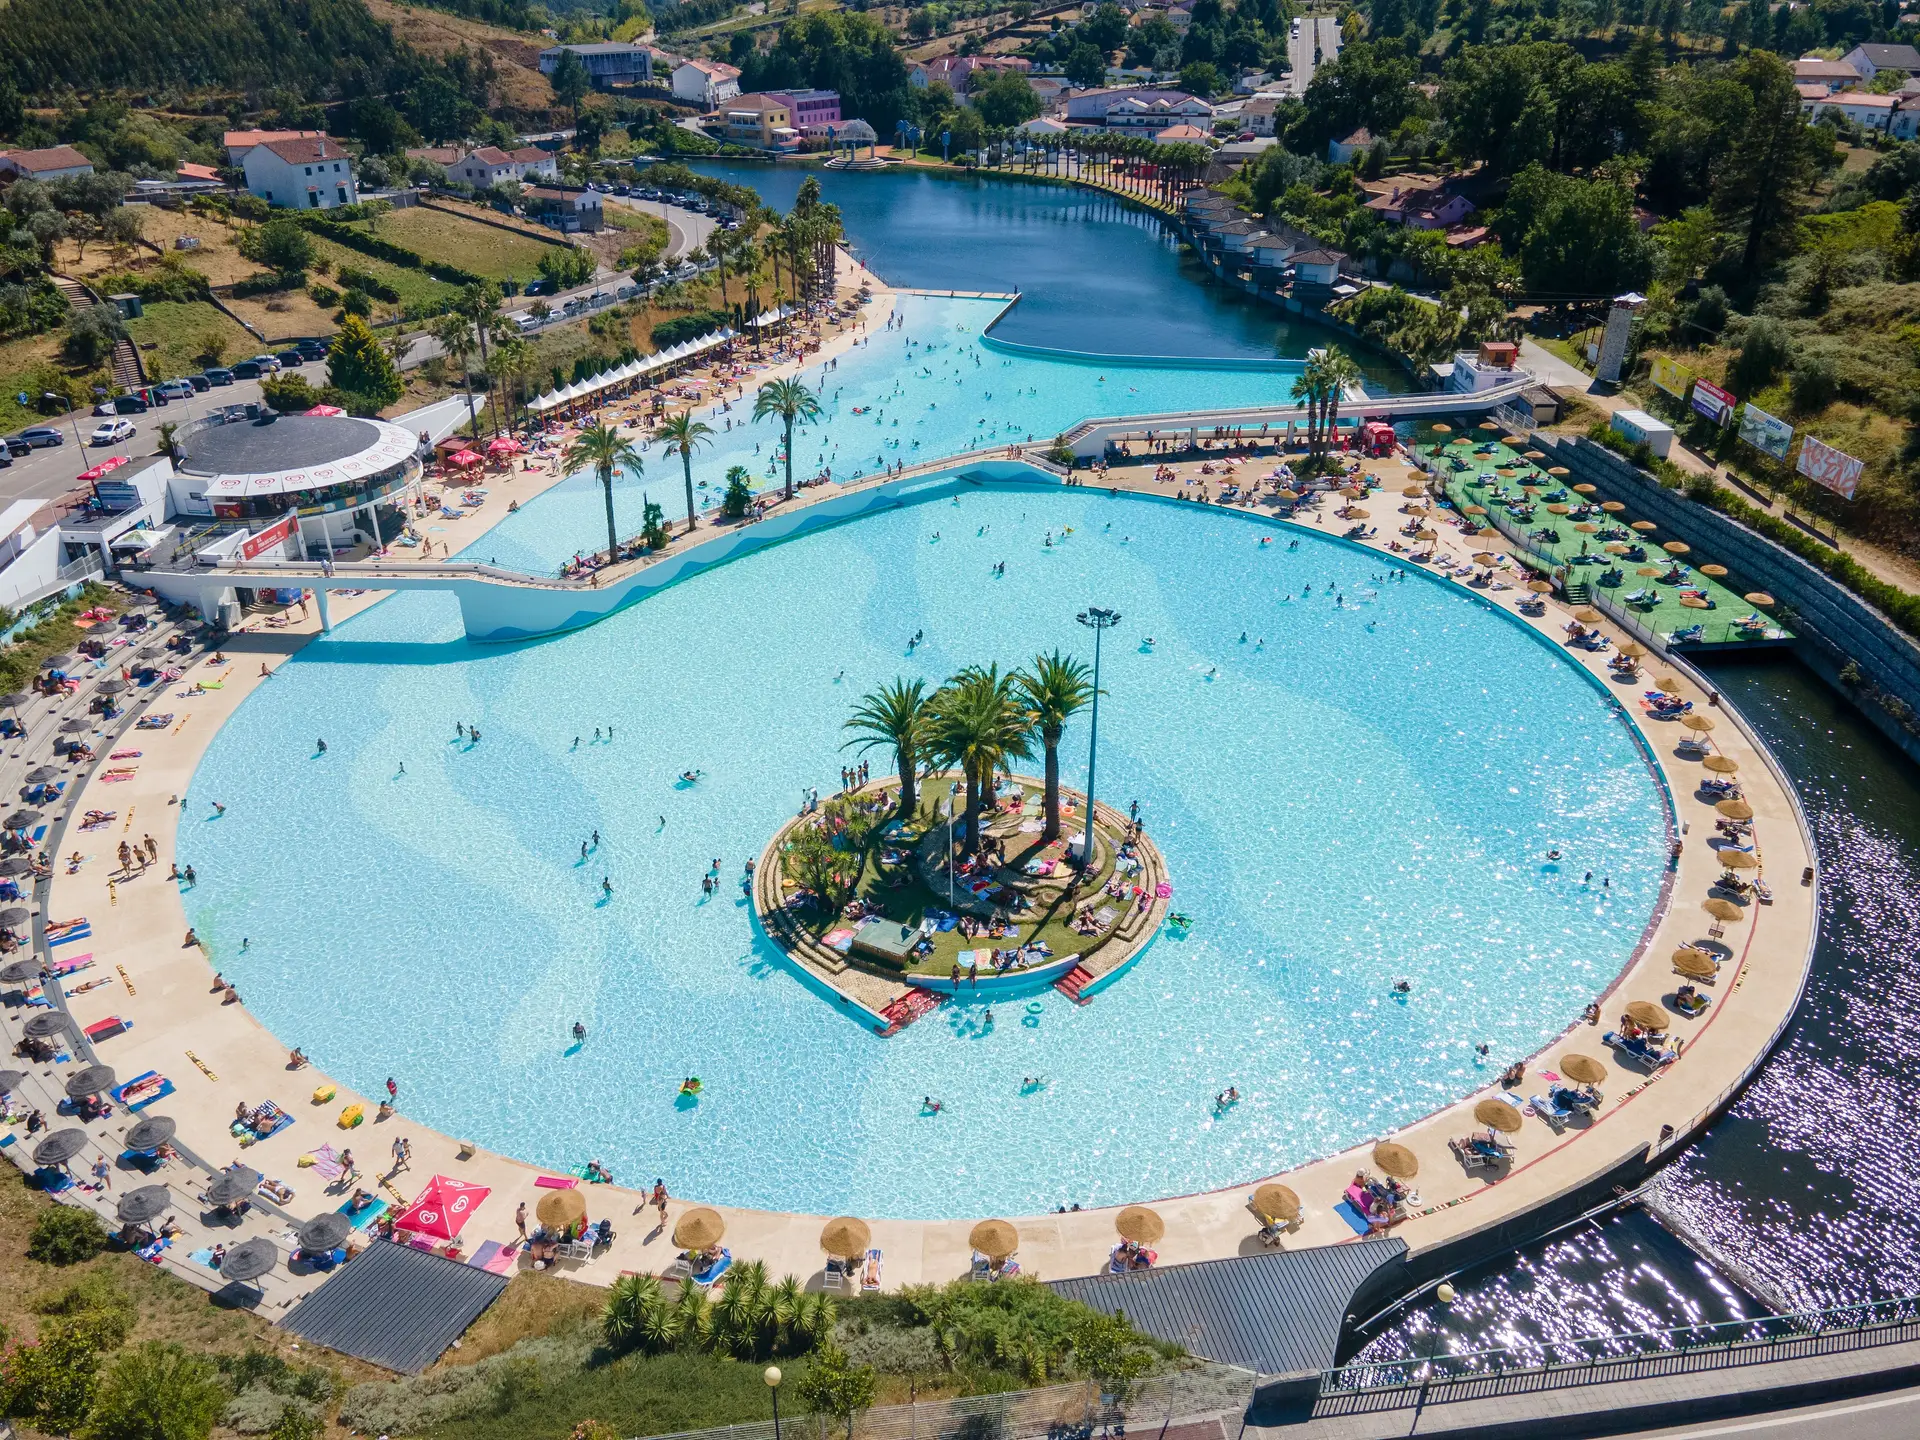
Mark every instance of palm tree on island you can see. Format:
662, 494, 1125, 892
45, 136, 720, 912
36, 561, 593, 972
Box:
842, 678, 931, 817
562, 419, 644, 564
753, 376, 823, 502
1016, 651, 1093, 843
654, 411, 714, 532
926, 665, 1033, 855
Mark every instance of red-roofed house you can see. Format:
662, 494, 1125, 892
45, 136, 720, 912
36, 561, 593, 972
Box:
451, 145, 559, 188
223, 129, 325, 165
242, 136, 358, 211
1363, 183, 1475, 230
0, 146, 96, 181
176, 162, 222, 183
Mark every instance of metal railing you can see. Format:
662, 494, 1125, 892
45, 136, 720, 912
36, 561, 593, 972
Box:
1321, 1293, 1920, 1394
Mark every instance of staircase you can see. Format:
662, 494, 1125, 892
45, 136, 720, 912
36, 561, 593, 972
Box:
1563, 579, 1592, 604
53, 274, 146, 391
878, 987, 946, 1037
1053, 963, 1096, 1006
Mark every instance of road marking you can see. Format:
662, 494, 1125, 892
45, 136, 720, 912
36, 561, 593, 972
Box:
1633, 1389, 1920, 1438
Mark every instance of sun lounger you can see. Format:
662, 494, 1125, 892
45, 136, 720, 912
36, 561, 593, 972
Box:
861, 1247, 883, 1292
1529, 1093, 1574, 1129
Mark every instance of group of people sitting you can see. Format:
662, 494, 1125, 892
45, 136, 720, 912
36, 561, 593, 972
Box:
1347, 1171, 1415, 1227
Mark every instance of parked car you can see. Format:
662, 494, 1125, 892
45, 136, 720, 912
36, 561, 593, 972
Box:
113, 394, 149, 414
186, 373, 211, 392
18, 426, 63, 446
155, 379, 195, 400
90, 418, 136, 446
92, 401, 117, 417
297, 341, 329, 360
230, 361, 264, 379
276, 350, 306, 367
248, 353, 282, 373
203, 367, 234, 386
2, 435, 33, 457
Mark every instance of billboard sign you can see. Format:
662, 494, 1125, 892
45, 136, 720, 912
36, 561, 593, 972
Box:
1649, 356, 1693, 398
239, 513, 297, 561
1691, 378, 1736, 425
1737, 403, 1794, 461
1796, 435, 1866, 500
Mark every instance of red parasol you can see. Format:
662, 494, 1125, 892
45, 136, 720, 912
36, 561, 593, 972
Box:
486, 436, 523, 455
78, 455, 131, 482
446, 450, 483, 469
392, 1175, 490, 1239
304, 404, 345, 417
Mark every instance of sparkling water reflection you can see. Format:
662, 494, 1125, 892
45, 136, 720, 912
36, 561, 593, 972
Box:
1354, 654, 1920, 1360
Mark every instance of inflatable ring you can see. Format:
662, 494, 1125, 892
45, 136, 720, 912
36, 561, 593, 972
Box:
1026, 1001, 1044, 1014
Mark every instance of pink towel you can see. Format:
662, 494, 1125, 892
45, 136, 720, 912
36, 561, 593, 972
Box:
535, 1175, 578, 1189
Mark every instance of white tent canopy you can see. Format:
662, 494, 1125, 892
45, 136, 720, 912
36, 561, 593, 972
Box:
527, 328, 737, 413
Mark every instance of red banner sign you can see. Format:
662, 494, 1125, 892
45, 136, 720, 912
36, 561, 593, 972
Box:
239, 513, 296, 561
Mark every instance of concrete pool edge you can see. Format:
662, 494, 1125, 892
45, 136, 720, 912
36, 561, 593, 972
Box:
14, 431, 1816, 1308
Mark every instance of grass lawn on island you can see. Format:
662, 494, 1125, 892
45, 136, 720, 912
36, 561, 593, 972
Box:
787, 779, 1139, 978
358, 208, 560, 284
313, 236, 463, 313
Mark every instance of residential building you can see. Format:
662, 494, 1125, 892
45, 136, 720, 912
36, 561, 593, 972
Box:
1065, 87, 1214, 129
765, 89, 841, 129
242, 136, 358, 211
1807, 89, 1901, 131
223, 129, 324, 166
1843, 42, 1920, 79
1239, 95, 1282, 136
1289, 248, 1344, 287
451, 145, 559, 189
539, 41, 654, 89
1362, 183, 1475, 230
1792, 57, 1864, 90
673, 59, 742, 106
524, 186, 603, 233
0, 146, 96, 180
1446, 340, 1521, 394
175, 162, 221, 183
1327, 127, 1371, 165
1152, 122, 1213, 145
404, 145, 465, 168
723, 94, 796, 149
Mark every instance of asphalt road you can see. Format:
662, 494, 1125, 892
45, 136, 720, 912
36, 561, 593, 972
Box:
605, 193, 717, 261
1614, 1386, 1920, 1439
1287, 14, 1342, 95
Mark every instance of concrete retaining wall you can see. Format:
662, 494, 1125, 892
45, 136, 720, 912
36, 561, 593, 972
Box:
1536, 433, 1920, 766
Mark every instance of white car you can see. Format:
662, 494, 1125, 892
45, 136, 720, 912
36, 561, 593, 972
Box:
89, 419, 135, 446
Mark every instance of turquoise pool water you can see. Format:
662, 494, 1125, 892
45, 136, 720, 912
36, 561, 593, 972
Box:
181, 298, 1669, 1219
473, 294, 1304, 573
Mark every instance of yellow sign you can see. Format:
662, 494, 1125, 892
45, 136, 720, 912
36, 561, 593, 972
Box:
1650, 356, 1693, 399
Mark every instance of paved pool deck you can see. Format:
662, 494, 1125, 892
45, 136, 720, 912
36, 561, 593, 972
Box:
1, 356, 1817, 1336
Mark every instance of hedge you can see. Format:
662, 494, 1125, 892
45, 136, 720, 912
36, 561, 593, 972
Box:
294, 215, 487, 289
1583, 422, 1920, 642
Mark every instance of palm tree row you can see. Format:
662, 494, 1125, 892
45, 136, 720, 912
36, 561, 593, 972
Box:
934, 131, 1213, 211
843, 652, 1095, 854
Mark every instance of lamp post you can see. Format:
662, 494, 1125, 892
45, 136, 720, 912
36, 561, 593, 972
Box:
765, 1365, 783, 1440
1074, 606, 1120, 872
1414, 1281, 1456, 1422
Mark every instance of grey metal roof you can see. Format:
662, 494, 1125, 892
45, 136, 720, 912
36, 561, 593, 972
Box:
278, 1238, 510, 1373
178, 415, 379, 477
1048, 1238, 1406, 1380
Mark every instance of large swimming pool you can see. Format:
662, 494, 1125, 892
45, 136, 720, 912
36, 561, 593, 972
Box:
181, 298, 1669, 1219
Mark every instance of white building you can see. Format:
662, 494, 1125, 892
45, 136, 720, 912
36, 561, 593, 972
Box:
1064, 86, 1213, 129
0, 145, 96, 180
538, 41, 654, 88
1842, 42, 1920, 80
673, 59, 742, 106
222, 129, 324, 166
450, 145, 560, 189
243, 136, 358, 211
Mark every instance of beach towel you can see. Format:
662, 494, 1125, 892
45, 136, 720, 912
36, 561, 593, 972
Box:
823, 927, 856, 954
469, 1239, 519, 1274
112, 1071, 173, 1110
535, 1175, 578, 1189
188, 1247, 218, 1269
300, 1144, 344, 1180
109, 750, 142, 760
861, 1247, 883, 1292
51, 953, 93, 976
1332, 1199, 1375, 1237
338, 1196, 388, 1227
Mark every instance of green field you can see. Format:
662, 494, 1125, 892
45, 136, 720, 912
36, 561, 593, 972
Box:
125, 300, 256, 383
356, 207, 561, 283
312, 236, 461, 312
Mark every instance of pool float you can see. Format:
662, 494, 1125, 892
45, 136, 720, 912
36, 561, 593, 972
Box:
311, 1083, 336, 1104
678, 1078, 702, 1097
337, 1103, 363, 1129
1026, 1000, 1044, 1014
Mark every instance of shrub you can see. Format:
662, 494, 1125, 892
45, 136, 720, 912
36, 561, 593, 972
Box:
538, 244, 596, 291
63, 305, 126, 366
651, 310, 730, 349
794, 1345, 876, 1440
307, 283, 340, 307
335, 264, 399, 303
722, 465, 752, 517
239, 217, 314, 277
28, 1203, 109, 1264
1788, 354, 1839, 413
262, 374, 320, 411
80, 1341, 228, 1440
